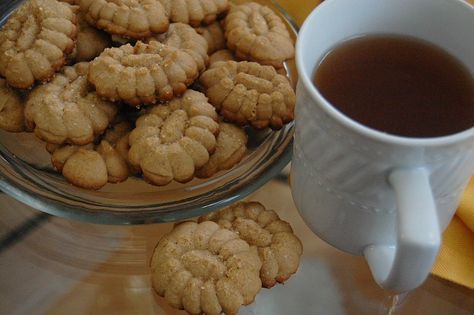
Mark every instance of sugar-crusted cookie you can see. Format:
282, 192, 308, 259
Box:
88, 41, 199, 106
150, 221, 262, 315
200, 60, 295, 130
196, 21, 226, 54
46, 121, 132, 189
225, 2, 294, 68
159, 0, 230, 27
128, 90, 219, 186
25, 62, 118, 145
196, 122, 247, 178
151, 23, 209, 72
79, 0, 169, 39
199, 201, 303, 288
0, 79, 25, 132
0, 0, 78, 89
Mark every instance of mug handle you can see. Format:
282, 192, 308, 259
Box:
364, 168, 440, 292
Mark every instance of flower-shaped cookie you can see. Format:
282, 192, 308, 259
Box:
152, 23, 209, 72
47, 121, 132, 189
199, 201, 303, 288
79, 0, 169, 39
200, 60, 295, 130
196, 122, 247, 178
70, 11, 112, 62
0, 79, 25, 132
0, 0, 78, 89
88, 40, 199, 106
25, 62, 118, 145
150, 221, 262, 315
196, 21, 226, 54
128, 90, 219, 186
159, 0, 230, 27
224, 2, 294, 68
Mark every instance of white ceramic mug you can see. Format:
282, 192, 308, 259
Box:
291, 0, 474, 292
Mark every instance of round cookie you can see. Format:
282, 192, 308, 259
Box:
200, 60, 295, 130
88, 40, 199, 106
199, 201, 303, 288
0, 0, 78, 89
196, 122, 247, 178
224, 2, 294, 68
25, 62, 118, 145
128, 90, 220, 186
159, 0, 230, 27
150, 221, 262, 315
0, 79, 25, 132
79, 0, 169, 39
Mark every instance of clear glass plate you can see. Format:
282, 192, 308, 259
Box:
0, 0, 298, 224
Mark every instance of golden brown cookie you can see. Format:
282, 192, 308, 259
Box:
196, 122, 247, 178
150, 221, 262, 315
88, 40, 199, 106
70, 12, 112, 62
79, 0, 169, 39
199, 201, 303, 288
0, 79, 25, 132
200, 60, 295, 130
151, 23, 209, 72
25, 62, 118, 145
225, 2, 294, 68
209, 49, 235, 65
159, 0, 230, 27
128, 90, 220, 186
196, 21, 226, 54
0, 0, 78, 89
47, 121, 132, 189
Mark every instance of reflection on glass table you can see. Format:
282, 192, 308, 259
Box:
1, 176, 473, 315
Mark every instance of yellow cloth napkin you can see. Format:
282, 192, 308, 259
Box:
278, 0, 474, 289
432, 178, 474, 289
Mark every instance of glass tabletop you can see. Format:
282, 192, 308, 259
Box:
1, 174, 473, 315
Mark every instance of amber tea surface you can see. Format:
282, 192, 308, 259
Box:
313, 35, 474, 138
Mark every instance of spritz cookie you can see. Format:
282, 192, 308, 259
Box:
224, 2, 294, 68
150, 221, 262, 315
88, 41, 199, 106
0, 0, 78, 89
199, 201, 303, 288
200, 61, 295, 129
128, 90, 219, 185
25, 62, 118, 145
79, 0, 169, 39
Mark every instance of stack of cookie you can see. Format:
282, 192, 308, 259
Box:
0, 0, 296, 190
151, 201, 303, 315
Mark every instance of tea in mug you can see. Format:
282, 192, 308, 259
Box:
313, 35, 474, 138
